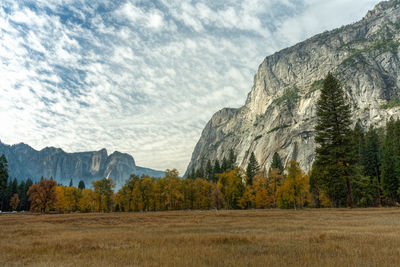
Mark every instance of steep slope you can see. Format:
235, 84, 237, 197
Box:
0, 141, 164, 188
186, 0, 400, 175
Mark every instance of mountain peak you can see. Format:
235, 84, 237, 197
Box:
0, 141, 164, 189
364, 0, 400, 20
186, 0, 400, 175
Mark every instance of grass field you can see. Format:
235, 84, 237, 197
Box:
1, 209, 400, 266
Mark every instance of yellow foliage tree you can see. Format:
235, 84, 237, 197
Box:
267, 168, 282, 208
164, 169, 183, 210
79, 189, 96, 212
10, 193, 20, 211
141, 177, 156, 211
238, 185, 255, 209
278, 161, 311, 209
193, 178, 213, 209
217, 168, 245, 209
92, 178, 115, 212
253, 173, 272, 208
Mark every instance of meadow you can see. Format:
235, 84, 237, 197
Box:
1, 209, 400, 266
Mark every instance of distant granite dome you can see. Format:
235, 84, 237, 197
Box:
0, 141, 164, 188
186, 0, 400, 175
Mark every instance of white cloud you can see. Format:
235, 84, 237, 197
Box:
0, 0, 381, 174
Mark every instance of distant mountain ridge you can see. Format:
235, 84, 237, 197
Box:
186, 0, 400, 175
0, 141, 164, 188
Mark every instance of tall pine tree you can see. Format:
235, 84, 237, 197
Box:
246, 152, 259, 186
78, 180, 86, 190
0, 154, 8, 211
270, 152, 284, 174
363, 126, 382, 205
205, 159, 214, 182
228, 149, 237, 170
312, 73, 356, 207
381, 118, 400, 204
221, 157, 228, 172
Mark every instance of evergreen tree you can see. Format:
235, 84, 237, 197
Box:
363, 126, 382, 205
228, 149, 237, 170
0, 154, 9, 211
352, 122, 366, 166
188, 168, 195, 179
381, 118, 400, 204
246, 152, 259, 186
221, 157, 228, 172
69, 179, 73, 187
25, 178, 33, 211
195, 167, 204, 179
205, 159, 214, 182
270, 152, 284, 174
11, 178, 18, 196
213, 159, 221, 174
5, 180, 12, 211
78, 180, 85, 190
18, 181, 26, 211
312, 73, 356, 207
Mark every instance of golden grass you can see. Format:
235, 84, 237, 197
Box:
1, 209, 400, 266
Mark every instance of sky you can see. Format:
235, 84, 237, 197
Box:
0, 0, 380, 174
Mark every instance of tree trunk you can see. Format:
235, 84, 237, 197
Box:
346, 177, 354, 208
376, 166, 382, 207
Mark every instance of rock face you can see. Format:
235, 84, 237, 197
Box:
0, 141, 164, 188
186, 0, 400, 175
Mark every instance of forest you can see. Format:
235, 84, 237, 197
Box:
1, 74, 400, 213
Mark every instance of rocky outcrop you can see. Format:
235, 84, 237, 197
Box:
186, 0, 400, 175
0, 141, 164, 188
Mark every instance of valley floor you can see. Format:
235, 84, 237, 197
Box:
1, 209, 400, 266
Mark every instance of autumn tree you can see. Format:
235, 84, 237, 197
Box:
278, 161, 310, 209
191, 178, 212, 209
238, 185, 255, 209
217, 168, 245, 209
164, 169, 184, 210
27, 179, 57, 213
253, 172, 271, 208
79, 189, 96, 212
211, 184, 223, 209
118, 174, 140, 212
141, 177, 156, 211
92, 178, 115, 212
267, 168, 282, 208
10, 193, 20, 211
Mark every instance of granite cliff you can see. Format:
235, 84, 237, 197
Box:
0, 141, 164, 188
186, 0, 400, 175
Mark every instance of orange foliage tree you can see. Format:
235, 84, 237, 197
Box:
27, 179, 57, 213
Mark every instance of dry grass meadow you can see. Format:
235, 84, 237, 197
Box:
1, 209, 400, 266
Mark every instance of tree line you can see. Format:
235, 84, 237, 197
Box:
0, 155, 312, 213
1, 73, 400, 212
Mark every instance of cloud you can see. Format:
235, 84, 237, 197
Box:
0, 0, 380, 174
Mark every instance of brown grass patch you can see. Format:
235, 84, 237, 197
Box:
1, 209, 400, 266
